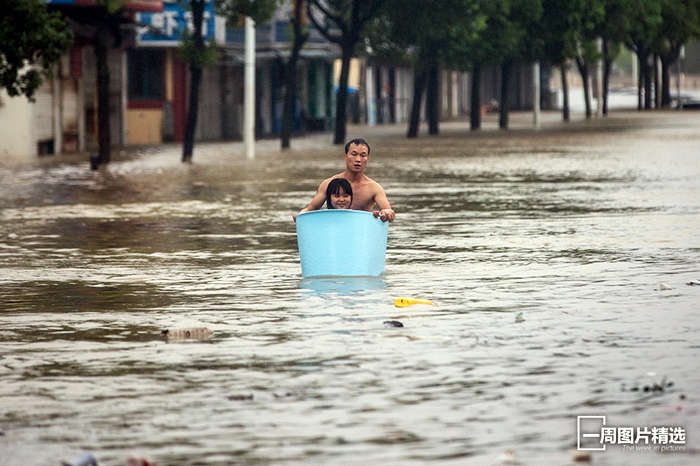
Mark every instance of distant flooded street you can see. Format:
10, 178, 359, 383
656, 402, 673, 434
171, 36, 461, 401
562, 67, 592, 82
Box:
1, 111, 699, 465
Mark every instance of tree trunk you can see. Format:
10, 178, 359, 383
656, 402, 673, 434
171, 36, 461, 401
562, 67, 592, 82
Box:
644, 56, 652, 110
560, 62, 570, 122
95, 24, 111, 167
427, 63, 439, 135
576, 57, 591, 118
388, 67, 396, 123
182, 0, 205, 162
281, 2, 307, 150
470, 63, 481, 130
374, 63, 383, 124
281, 58, 297, 149
407, 67, 427, 138
333, 47, 352, 145
499, 60, 511, 129
653, 54, 661, 109
660, 52, 675, 108
602, 39, 610, 115
636, 52, 643, 110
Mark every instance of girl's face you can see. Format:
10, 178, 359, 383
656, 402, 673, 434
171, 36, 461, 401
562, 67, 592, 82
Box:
330, 188, 351, 209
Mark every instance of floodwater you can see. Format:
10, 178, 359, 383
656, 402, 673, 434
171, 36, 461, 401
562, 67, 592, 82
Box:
1, 111, 699, 465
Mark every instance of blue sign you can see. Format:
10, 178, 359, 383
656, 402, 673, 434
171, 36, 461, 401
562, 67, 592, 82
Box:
136, 0, 216, 46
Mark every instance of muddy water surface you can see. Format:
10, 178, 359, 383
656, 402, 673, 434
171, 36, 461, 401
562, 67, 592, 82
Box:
1, 112, 699, 465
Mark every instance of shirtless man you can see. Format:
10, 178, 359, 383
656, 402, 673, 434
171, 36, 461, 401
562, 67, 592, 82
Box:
295, 138, 395, 222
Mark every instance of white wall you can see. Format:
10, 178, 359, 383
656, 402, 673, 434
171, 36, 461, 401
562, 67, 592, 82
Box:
0, 90, 35, 161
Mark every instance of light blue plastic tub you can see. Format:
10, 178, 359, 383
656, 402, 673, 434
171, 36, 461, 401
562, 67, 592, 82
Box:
296, 210, 389, 277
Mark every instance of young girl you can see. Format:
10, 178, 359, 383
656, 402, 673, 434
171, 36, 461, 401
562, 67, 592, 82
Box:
325, 178, 353, 209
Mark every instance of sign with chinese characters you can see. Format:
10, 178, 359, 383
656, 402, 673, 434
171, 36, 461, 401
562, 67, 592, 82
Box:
577, 416, 687, 452
135, 0, 216, 46
46, 0, 163, 12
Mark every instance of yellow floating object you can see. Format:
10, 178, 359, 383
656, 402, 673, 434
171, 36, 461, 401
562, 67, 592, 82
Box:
394, 298, 435, 308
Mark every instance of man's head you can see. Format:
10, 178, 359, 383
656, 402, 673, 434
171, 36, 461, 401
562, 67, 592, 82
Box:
344, 138, 370, 174
344, 138, 370, 156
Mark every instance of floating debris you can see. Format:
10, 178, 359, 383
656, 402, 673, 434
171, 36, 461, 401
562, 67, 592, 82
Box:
496, 449, 519, 464
394, 298, 434, 308
383, 320, 404, 328
572, 449, 591, 462
126, 458, 158, 466
161, 327, 213, 341
658, 283, 673, 291
622, 375, 674, 393
62, 453, 98, 466
686, 280, 700, 286
514, 312, 525, 323
227, 394, 254, 401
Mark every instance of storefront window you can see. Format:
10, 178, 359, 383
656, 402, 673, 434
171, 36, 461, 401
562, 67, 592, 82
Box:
128, 49, 164, 101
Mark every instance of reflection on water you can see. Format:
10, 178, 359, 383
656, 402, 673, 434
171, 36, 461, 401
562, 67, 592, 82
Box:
1, 112, 699, 465
299, 277, 388, 294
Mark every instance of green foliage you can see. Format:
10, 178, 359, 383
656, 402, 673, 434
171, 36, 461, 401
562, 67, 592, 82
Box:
625, 0, 663, 52
0, 0, 73, 99
655, 0, 700, 55
216, 0, 280, 26
96, 0, 129, 14
179, 36, 219, 68
367, 0, 485, 69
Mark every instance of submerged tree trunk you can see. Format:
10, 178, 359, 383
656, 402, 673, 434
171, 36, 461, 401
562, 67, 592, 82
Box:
388, 67, 396, 123
374, 63, 383, 124
470, 63, 481, 130
636, 52, 644, 110
653, 54, 661, 109
659, 51, 677, 108
94, 25, 111, 167
281, 0, 308, 149
426, 63, 439, 135
499, 60, 512, 129
334, 47, 353, 144
407, 67, 427, 138
182, 0, 205, 162
560, 62, 570, 122
576, 57, 592, 118
281, 59, 298, 149
602, 39, 611, 115
643, 56, 652, 110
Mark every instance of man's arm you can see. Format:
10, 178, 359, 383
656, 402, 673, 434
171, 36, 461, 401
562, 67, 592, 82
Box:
372, 184, 395, 222
293, 179, 329, 222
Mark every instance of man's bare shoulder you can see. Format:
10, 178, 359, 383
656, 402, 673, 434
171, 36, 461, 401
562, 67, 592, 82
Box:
363, 176, 385, 191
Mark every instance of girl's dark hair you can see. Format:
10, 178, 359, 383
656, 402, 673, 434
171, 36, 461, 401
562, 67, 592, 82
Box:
325, 178, 353, 209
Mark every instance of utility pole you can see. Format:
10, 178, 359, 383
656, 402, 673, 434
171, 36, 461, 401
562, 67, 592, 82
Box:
244, 16, 255, 160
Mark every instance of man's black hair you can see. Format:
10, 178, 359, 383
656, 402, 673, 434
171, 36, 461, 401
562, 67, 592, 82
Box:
325, 178, 353, 209
344, 138, 370, 155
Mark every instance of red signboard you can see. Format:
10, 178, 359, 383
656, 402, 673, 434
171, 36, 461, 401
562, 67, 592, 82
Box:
123, 0, 163, 11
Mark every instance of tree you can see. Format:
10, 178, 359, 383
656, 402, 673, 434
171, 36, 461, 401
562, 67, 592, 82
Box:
56, 1, 134, 168
366, 0, 483, 137
655, 0, 700, 107
541, 0, 585, 121
625, 0, 663, 110
281, 0, 309, 149
571, 0, 605, 119
598, 0, 630, 114
461, 0, 512, 130
307, 0, 385, 145
492, 0, 542, 129
181, 0, 210, 163
0, 0, 72, 100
